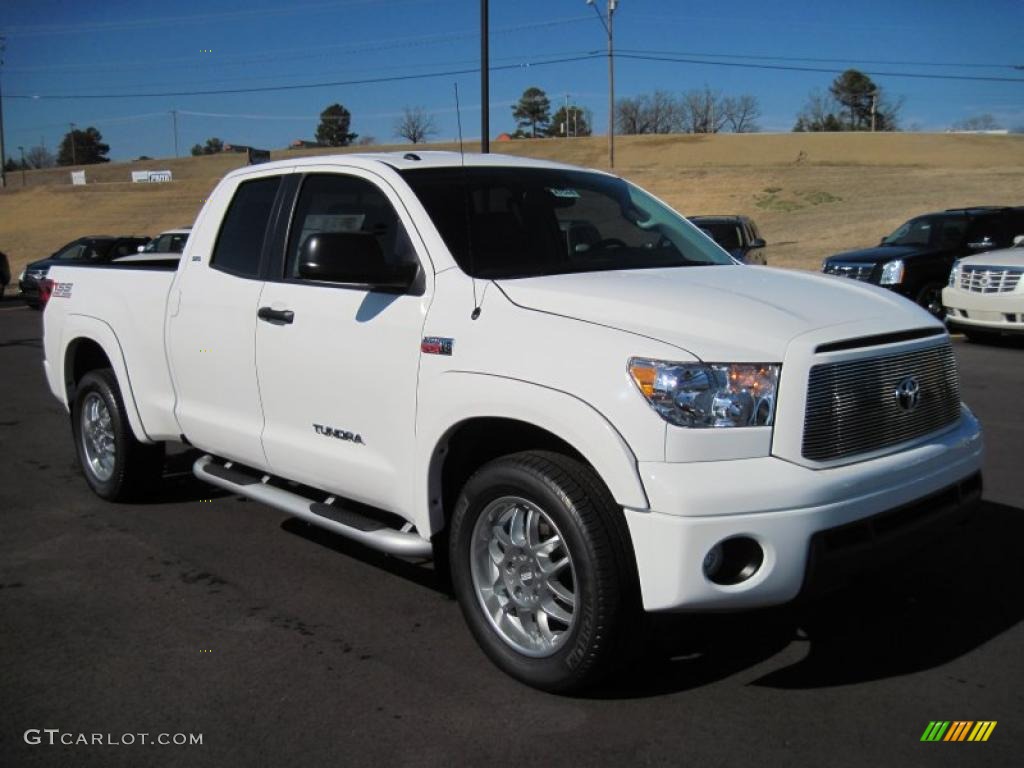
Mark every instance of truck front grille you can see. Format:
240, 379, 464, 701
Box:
823, 262, 874, 282
802, 343, 961, 462
958, 265, 1023, 294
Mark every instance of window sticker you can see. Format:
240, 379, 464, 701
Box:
547, 187, 580, 199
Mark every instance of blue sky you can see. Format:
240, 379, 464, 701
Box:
2, 0, 1022, 160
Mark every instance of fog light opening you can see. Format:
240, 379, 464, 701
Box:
703, 537, 764, 585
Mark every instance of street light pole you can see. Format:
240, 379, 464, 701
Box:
480, 0, 489, 153
587, 0, 617, 169
69, 122, 77, 165
18, 145, 25, 186
0, 36, 7, 189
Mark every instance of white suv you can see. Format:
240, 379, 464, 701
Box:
944, 236, 1024, 340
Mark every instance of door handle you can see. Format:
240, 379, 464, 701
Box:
257, 306, 295, 324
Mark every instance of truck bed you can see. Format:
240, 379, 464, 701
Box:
42, 260, 182, 442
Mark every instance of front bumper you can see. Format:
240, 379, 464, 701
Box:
943, 286, 1024, 335
623, 407, 983, 611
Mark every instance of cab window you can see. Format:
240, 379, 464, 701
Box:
284, 174, 417, 280
211, 177, 281, 278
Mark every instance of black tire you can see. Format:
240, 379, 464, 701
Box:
449, 450, 639, 693
71, 368, 164, 501
916, 282, 946, 320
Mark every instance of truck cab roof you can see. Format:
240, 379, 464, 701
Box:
223, 151, 596, 179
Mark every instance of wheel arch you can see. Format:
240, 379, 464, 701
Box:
61, 317, 152, 444
416, 373, 650, 538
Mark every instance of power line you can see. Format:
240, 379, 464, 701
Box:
617, 48, 1021, 71
2, 0, 421, 38
6, 54, 604, 100
616, 53, 1024, 84
3, 17, 594, 76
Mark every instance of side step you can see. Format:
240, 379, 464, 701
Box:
193, 455, 432, 559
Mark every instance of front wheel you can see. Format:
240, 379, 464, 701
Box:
449, 451, 639, 693
916, 282, 946, 320
71, 369, 164, 501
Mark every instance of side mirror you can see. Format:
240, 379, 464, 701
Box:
298, 232, 417, 292
1013, 234, 1024, 247
137, 245, 146, 253
750, 237, 767, 249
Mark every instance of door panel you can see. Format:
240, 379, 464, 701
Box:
166, 174, 282, 468
255, 171, 429, 514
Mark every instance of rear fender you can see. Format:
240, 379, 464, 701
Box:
60, 314, 152, 444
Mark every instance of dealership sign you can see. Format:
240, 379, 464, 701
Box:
131, 170, 173, 183
70, 171, 86, 185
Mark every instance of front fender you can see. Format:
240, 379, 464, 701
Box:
59, 314, 152, 444
415, 371, 650, 536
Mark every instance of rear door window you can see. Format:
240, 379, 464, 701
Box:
211, 177, 281, 277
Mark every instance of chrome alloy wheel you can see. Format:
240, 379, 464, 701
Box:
80, 392, 116, 482
470, 496, 578, 657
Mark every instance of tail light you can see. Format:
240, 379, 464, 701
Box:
38, 278, 55, 307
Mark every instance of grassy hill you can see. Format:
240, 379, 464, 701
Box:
1, 132, 1022, 280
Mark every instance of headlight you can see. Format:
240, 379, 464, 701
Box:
18, 269, 25, 282
629, 358, 780, 428
879, 259, 904, 285
949, 259, 961, 287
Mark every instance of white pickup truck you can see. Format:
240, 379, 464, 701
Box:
42, 152, 983, 691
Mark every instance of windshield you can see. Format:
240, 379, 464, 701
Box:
399, 167, 733, 278
883, 215, 967, 248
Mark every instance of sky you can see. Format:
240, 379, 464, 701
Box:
1, 0, 1022, 161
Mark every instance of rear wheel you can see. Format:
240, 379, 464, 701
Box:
449, 451, 639, 693
71, 369, 164, 501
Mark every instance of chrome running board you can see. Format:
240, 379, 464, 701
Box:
193, 454, 432, 559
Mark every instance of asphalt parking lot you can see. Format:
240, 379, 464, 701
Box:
1, 300, 1021, 768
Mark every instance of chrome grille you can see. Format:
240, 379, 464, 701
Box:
803, 343, 961, 462
823, 261, 875, 282
958, 265, 1023, 294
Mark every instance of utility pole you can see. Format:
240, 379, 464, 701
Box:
18, 145, 25, 186
0, 36, 7, 189
870, 91, 877, 132
586, 0, 617, 168
69, 123, 77, 165
171, 110, 179, 157
480, 0, 489, 153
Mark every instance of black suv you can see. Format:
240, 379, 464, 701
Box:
689, 215, 767, 264
19, 236, 150, 309
822, 207, 1024, 317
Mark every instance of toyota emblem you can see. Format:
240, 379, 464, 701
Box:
895, 376, 921, 412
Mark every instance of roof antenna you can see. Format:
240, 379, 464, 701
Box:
455, 82, 481, 320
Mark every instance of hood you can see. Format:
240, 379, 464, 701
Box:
496, 265, 936, 361
958, 247, 1024, 269
826, 244, 933, 264
24, 259, 53, 273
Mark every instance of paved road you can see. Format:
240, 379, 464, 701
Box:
1, 302, 1021, 767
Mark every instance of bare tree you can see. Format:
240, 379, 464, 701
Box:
793, 88, 843, 132
616, 91, 681, 135
25, 145, 56, 169
679, 87, 729, 133
395, 107, 438, 144
722, 94, 761, 133
951, 114, 1003, 131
